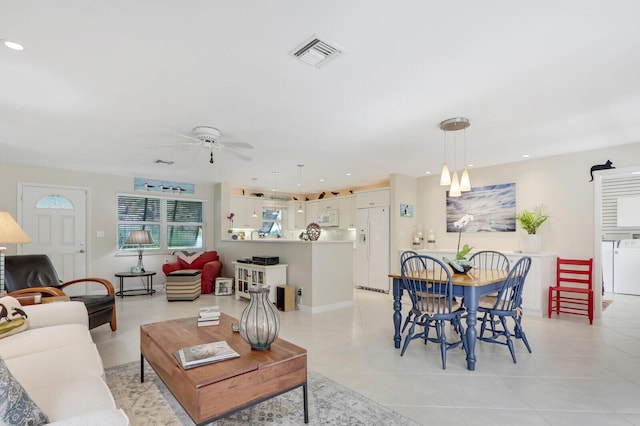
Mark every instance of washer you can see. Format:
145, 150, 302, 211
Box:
613, 239, 640, 295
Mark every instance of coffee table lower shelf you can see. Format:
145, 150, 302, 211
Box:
140, 315, 308, 425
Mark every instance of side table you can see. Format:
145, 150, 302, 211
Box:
115, 271, 156, 298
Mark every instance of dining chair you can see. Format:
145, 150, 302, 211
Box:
478, 256, 532, 363
469, 250, 510, 272
399, 250, 419, 332
400, 254, 466, 369
547, 257, 594, 324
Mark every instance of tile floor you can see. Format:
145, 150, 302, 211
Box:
91, 285, 640, 426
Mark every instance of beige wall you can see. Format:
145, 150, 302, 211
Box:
0, 163, 216, 280
415, 142, 640, 259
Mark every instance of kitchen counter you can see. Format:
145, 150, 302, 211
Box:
225, 239, 353, 244
218, 239, 354, 313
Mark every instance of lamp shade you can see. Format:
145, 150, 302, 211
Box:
0, 212, 31, 245
125, 230, 154, 245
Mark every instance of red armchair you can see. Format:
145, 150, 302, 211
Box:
162, 251, 223, 294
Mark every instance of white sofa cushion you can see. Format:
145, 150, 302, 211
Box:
22, 301, 88, 329
5, 343, 104, 390
46, 408, 129, 425
0, 357, 49, 426
27, 377, 119, 423
0, 323, 92, 360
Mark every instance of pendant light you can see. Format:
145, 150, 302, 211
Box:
439, 129, 451, 186
251, 177, 258, 217
297, 164, 305, 213
459, 126, 471, 192
439, 117, 471, 196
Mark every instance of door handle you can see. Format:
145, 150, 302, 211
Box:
78, 249, 85, 253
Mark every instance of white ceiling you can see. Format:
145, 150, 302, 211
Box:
2, 1, 640, 195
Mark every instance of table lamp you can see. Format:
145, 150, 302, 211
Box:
0, 211, 32, 294
125, 230, 154, 273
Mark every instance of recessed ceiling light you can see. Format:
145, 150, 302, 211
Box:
425, 171, 432, 175
3, 40, 24, 51
522, 154, 530, 159
319, 178, 325, 182
345, 173, 352, 176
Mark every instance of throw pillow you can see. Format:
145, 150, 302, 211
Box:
174, 251, 204, 268
0, 357, 49, 425
0, 297, 29, 340
175, 251, 219, 270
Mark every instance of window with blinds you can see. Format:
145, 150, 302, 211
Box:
117, 195, 204, 251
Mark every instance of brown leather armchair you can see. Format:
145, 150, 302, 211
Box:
4, 254, 117, 331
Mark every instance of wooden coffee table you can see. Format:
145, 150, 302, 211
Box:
140, 313, 308, 425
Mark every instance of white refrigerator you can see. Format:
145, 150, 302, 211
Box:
355, 206, 390, 292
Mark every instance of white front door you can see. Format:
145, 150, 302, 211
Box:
19, 184, 88, 281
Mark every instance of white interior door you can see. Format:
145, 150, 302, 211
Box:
19, 184, 88, 281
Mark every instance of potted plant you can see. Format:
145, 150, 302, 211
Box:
516, 205, 549, 252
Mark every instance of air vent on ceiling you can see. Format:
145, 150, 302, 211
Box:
291, 37, 342, 68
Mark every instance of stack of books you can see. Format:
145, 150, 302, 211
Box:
198, 305, 220, 327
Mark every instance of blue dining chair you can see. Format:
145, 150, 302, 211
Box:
477, 256, 532, 363
469, 250, 510, 272
400, 254, 466, 369
399, 250, 419, 332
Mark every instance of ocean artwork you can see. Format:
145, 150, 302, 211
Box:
134, 178, 195, 194
446, 183, 516, 232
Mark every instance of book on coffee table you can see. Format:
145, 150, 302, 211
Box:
174, 340, 240, 370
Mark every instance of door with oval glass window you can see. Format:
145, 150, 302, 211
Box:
19, 184, 87, 282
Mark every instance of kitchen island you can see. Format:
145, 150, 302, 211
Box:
217, 239, 354, 313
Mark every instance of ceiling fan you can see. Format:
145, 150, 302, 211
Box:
155, 126, 254, 164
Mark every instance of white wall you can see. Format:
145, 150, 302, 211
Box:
415, 142, 640, 259
3, 141, 640, 285
0, 162, 216, 282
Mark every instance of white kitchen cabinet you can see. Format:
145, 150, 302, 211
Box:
305, 200, 320, 226
356, 188, 389, 208
339, 195, 356, 229
233, 262, 287, 303
402, 249, 555, 317
287, 200, 307, 230
229, 196, 262, 229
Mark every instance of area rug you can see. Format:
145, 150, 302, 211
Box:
105, 361, 419, 425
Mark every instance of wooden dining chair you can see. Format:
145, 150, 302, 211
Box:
400, 254, 466, 369
548, 258, 594, 324
478, 256, 532, 363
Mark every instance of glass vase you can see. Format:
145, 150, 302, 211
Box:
239, 285, 280, 351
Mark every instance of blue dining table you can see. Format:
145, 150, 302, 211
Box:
389, 269, 509, 371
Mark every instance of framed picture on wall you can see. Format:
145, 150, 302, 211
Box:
400, 204, 413, 217
446, 183, 516, 232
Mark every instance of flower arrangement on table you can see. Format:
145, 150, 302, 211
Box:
444, 214, 474, 274
227, 213, 235, 233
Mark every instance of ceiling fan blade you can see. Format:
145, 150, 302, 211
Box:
224, 148, 253, 161
175, 132, 204, 143
219, 141, 255, 150
147, 141, 200, 147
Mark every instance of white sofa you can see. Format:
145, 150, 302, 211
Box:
0, 300, 128, 425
